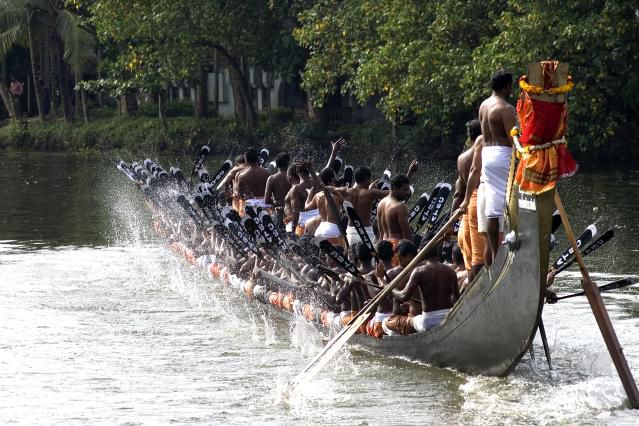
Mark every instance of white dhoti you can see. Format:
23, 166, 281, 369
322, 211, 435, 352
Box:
245, 198, 271, 209
314, 221, 342, 240
412, 308, 450, 332
477, 183, 504, 233
346, 225, 375, 247
481, 146, 512, 219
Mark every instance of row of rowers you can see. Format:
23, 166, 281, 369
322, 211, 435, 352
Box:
190, 216, 464, 337
219, 138, 420, 250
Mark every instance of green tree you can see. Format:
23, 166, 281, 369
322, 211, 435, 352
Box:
295, 0, 639, 157
0, 0, 96, 121
90, 0, 308, 133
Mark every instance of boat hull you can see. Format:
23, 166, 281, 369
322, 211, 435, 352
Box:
349, 187, 554, 376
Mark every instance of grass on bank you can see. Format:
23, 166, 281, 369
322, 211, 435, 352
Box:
0, 110, 457, 164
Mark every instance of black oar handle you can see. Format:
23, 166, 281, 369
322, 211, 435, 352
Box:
192, 145, 211, 176
555, 277, 634, 301
319, 240, 361, 277
345, 206, 377, 257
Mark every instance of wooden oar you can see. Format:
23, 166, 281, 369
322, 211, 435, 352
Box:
555, 277, 635, 301
289, 209, 462, 391
554, 192, 639, 408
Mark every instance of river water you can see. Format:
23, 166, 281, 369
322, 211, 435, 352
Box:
1, 151, 638, 424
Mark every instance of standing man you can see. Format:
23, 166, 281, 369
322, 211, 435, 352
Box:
462, 70, 516, 265
453, 120, 485, 280
235, 148, 272, 211
376, 175, 414, 258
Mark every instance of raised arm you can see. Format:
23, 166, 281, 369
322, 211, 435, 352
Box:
406, 159, 418, 180
324, 137, 346, 170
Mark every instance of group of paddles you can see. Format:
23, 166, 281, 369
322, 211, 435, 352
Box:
115, 63, 639, 404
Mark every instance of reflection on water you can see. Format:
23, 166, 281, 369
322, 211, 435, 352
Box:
0, 152, 638, 424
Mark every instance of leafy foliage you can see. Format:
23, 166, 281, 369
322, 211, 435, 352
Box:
295, 0, 639, 156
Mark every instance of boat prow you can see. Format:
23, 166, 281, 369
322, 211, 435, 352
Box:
350, 186, 554, 376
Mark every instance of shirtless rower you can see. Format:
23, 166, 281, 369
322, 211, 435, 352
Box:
235, 148, 272, 213
392, 242, 460, 332
304, 165, 345, 247
380, 240, 420, 336
264, 152, 292, 227
283, 165, 300, 234
220, 155, 246, 208
462, 70, 516, 266
287, 161, 317, 235
336, 161, 418, 247
376, 175, 414, 262
453, 120, 486, 280
364, 240, 395, 338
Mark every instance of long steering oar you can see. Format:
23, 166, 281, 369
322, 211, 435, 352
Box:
554, 228, 614, 275
555, 277, 635, 301
289, 209, 461, 391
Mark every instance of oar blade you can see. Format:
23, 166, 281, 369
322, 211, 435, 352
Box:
552, 224, 597, 270
291, 313, 370, 391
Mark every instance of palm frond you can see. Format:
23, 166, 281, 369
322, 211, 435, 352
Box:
0, 1, 27, 32
56, 9, 96, 73
0, 23, 25, 59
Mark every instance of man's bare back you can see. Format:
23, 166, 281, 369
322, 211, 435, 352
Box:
378, 200, 412, 242
341, 186, 387, 227
237, 165, 271, 199
307, 189, 343, 224
394, 258, 459, 313
265, 171, 291, 208
479, 96, 516, 147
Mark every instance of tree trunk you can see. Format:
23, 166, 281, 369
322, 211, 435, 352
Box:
212, 48, 218, 117
74, 72, 80, 118
158, 92, 167, 129
28, 23, 45, 121
214, 45, 257, 133
0, 81, 16, 119
81, 89, 88, 123
55, 37, 73, 121
195, 63, 208, 118
228, 65, 247, 126
96, 50, 102, 106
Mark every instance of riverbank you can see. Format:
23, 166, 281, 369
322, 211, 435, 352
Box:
0, 114, 636, 167
0, 114, 454, 163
